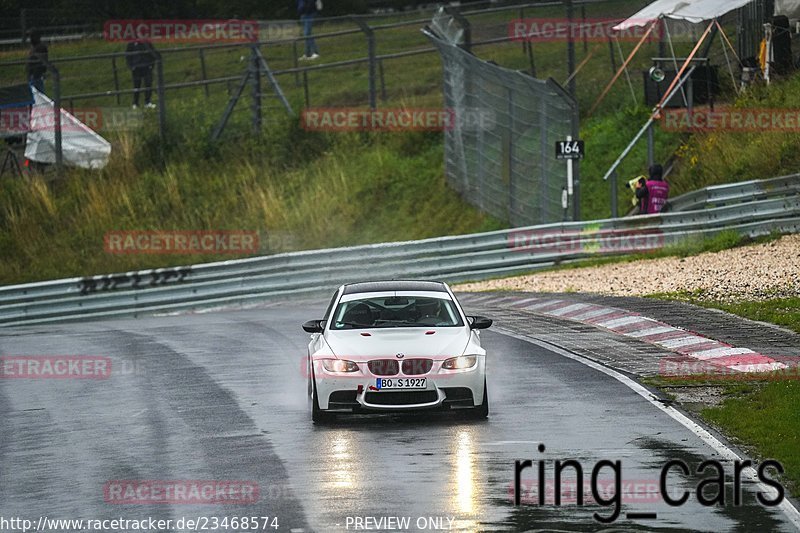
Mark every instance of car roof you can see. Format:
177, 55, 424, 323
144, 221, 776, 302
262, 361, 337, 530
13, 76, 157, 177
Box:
341, 280, 448, 295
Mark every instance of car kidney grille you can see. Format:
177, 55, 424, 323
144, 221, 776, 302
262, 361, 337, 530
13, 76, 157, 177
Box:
368, 359, 399, 376
402, 359, 433, 375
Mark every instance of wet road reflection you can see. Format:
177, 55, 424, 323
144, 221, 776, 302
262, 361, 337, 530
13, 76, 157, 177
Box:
454, 430, 476, 515
1, 304, 797, 532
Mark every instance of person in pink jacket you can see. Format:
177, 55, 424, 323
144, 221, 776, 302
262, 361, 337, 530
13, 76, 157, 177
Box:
635, 164, 670, 214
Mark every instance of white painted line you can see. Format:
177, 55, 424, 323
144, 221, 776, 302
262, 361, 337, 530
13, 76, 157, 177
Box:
547, 303, 592, 316
484, 440, 543, 446
511, 297, 542, 307
597, 316, 652, 329
494, 327, 800, 529
729, 362, 787, 373
462, 294, 493, 303
657, 335, 710, 349
625, 326, 677, 338
523, 299, 564, 310
482, 297, 517, 307
570, 307, 618, 321
690, 347, 757, 360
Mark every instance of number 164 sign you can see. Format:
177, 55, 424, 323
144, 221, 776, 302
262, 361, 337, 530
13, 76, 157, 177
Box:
555, 139, 584, 160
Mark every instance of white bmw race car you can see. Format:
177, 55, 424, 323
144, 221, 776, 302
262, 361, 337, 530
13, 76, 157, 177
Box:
303, 280, 492, 423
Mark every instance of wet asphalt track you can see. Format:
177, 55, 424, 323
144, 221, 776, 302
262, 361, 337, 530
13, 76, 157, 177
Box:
0, 300, 797, 532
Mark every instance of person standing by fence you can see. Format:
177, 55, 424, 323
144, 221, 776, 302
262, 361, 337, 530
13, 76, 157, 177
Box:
635, 164, 670, 215
298, 0, 321, 60
125, 39, 157, 109
26, 30, 49, 93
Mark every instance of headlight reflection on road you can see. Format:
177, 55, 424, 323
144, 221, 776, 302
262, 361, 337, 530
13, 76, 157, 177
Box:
455, 429, 476, 514
329, 432, 355, 489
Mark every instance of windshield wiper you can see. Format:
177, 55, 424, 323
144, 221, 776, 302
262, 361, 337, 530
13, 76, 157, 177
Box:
373, 319, 428, 327
335, 321, 372, 329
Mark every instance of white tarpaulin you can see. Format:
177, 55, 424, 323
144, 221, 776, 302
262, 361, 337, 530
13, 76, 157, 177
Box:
615, 0, 755, 30
24, 87, 111, 169
776, 0, 800, 18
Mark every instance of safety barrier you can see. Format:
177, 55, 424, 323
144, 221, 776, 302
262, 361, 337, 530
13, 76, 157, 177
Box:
1, 175, 798, 326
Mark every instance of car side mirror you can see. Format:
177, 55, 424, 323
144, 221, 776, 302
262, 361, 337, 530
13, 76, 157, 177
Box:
302, 319, 325, 333
468, 316, 493, 330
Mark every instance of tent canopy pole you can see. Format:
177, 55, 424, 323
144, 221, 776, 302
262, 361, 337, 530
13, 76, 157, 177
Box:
588, 18, 659, 116
601, 65, 698, 182
655, 20, 715, 112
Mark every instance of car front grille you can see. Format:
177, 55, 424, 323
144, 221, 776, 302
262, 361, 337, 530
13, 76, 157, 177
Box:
401, 359, 433, 375
364, 391, 438, 406
368, 359, 399, 376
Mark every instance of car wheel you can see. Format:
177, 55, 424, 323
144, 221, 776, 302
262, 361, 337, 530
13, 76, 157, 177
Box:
467, 380, 489, 419
311, 370, 334, 424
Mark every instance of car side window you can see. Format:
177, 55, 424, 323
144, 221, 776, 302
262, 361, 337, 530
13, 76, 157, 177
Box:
322, 290, 339, 321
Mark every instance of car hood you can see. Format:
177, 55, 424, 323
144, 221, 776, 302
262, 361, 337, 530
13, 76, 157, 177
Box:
323, 328, 470, 360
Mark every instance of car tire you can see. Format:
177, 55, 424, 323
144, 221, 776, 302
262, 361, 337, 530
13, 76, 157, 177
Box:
307, 358, 313, 398
311, 371, 334, 424
467, 380, 489, 419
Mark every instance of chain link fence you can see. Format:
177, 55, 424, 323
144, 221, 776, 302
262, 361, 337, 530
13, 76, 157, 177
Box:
425, 10, 579, 227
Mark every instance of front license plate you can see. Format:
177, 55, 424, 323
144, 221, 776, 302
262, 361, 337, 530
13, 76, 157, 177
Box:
376, 378, 427, 390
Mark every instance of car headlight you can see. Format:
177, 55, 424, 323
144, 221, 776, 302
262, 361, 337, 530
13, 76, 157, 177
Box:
442, 355, 478, 370
321, 359, 360, 373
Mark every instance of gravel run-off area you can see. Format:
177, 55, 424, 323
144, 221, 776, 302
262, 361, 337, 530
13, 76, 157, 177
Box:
455, 234, 800, 301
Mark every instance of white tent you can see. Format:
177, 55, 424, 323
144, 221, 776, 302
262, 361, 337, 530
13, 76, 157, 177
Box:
615, 0, 756, 29
24, 87, 111, 169
776, 0, 800, 18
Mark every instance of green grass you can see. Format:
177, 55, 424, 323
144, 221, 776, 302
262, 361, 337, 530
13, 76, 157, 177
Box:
646, 286, 800, 495
649, 294, 800, 334
645, 377, 800, 497
664, 74, 800, 193
0, 1, 796, 284
709, 299, 800, 334
702, 380, 800, 494
0, 122, 502, 284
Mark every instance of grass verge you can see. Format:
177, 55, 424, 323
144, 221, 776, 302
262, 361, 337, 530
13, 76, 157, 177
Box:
644, 290, 800, 498
0, 2, 797, 285
650, 277, 800, 334
645, 376, 800, 498
0, 124, 503, 284
700, 379, 800, 496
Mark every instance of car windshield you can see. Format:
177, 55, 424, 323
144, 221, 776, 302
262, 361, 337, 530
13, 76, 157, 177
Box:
331, 296, 464, 329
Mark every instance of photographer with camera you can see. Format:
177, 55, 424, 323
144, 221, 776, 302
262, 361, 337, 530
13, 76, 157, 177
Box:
629, 164, 670, 215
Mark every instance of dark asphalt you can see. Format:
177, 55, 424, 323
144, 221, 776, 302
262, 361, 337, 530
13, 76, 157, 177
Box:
0, 301, 797, 532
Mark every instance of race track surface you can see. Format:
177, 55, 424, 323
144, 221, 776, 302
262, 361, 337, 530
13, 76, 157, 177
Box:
0, 300, 795, 532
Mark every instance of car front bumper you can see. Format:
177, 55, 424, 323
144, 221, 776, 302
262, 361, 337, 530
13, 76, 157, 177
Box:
314, 356, 486, 412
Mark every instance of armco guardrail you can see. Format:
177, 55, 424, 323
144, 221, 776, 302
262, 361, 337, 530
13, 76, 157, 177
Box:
1, 177, 799, 326
667, 173, 800, 212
